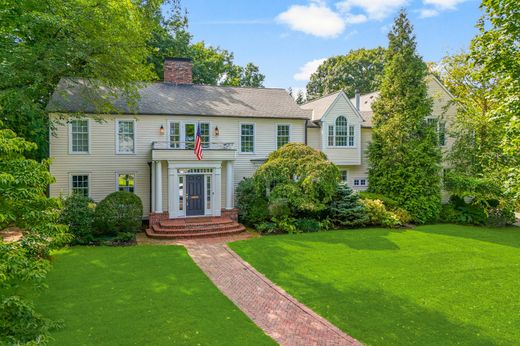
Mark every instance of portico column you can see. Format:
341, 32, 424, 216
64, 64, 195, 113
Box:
155, 160, 163, 213
225, 161, 234, 209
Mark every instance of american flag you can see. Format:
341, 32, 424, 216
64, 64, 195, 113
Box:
194, 123, 203, 160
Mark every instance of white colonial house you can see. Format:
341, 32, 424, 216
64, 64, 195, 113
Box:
47, 58, 455, 237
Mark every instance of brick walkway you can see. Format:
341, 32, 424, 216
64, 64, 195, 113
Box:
186, 242, 362, 346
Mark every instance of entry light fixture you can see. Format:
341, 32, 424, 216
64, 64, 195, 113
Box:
159, 125, 165, 135
214, 126, 220, 136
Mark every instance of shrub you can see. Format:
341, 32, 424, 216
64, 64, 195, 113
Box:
358, 192, 399, 210
94, 191, 143, 235
440, 196, 515, 226
236, 178, 270, 227
59, 194, 96, 244
253, 143, 339, 215
295, 218, 322, 232
360, 199, 400, 228
328, 184, 368, 227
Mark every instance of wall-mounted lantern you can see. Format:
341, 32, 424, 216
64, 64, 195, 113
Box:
214, 126, 220, 136
159, 125, 165, 135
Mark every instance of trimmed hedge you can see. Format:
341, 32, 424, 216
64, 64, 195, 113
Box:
94, 191, 143, 235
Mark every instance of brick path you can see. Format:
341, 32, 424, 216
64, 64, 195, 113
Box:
186, 242, 362, 346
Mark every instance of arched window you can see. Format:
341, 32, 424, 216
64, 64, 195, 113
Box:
335, 116, 348, 146
328, 116, 355, 147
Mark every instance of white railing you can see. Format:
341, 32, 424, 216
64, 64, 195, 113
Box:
152, 141, 235, 150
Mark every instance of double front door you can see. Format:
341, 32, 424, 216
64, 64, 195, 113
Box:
185, 174, 204, 216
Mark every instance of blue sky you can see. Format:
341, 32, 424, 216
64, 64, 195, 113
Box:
183, 0, 482, 91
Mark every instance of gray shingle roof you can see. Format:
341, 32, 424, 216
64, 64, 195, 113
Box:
350, 91, 379, 128
300, 91, 341, 121
47, 78, 311, 120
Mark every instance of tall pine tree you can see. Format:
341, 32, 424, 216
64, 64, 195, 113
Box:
367, 10, 441, 223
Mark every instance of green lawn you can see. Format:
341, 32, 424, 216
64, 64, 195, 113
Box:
230, 224, 520, 345
31, 246, 274, 345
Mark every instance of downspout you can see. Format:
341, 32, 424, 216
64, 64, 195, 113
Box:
304, 119, 308, 145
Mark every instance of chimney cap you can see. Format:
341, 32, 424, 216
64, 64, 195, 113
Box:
164, 57, 192, 63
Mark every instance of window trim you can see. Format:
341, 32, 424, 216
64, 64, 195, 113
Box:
326, 116, 357, 149
426, 116, 447, 147
167, 120, 211, 149
68, 119, 91, 155
115, 172, 136, 193
115, 119, 136, 155
69, 173, 91, 197
353, 177, 368, 187
239, 122, 256, 154
276, 123, 291, 149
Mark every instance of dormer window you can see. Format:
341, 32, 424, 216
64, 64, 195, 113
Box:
328, 116, 355, 147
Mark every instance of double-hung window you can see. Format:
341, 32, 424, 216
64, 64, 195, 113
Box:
117, 120, 135, 154
71, 174, 89, 197
199, 123, 210, 148
340, 170, 348, 183
328, 116, 355, 147
277, 125, 290, 149
240, 123, 255, 153
117, 173, 135, 193
169, 122, 181, 148
70, 119, 89, 153
427, 117, 447, 146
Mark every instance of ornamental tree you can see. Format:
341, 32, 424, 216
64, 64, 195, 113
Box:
0, 124, 69, 344
367, 10, 442, 223
253, 143, 339, 216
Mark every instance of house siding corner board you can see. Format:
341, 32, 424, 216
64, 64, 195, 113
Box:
49, 114, 306, 217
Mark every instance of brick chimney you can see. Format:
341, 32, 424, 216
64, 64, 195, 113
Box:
164, 58, 193, 84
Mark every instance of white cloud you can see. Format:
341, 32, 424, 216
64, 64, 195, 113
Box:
419, 0, 467, 19
419, 8, 440, 17
423, 0, 467, 10
336, 0, 408, 21
294, 58, 326, 81
277, 1, 346, 38
344, 13, 368, 24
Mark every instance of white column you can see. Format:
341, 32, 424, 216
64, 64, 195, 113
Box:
155, 160, 162, 213
225, 161, 234, 209
151, 161, 156, 212
169, 162, 178, 218
214, 167, 222, 216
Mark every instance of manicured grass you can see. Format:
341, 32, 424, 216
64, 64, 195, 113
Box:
30, 246, 274, 345
230, 224, 520, 345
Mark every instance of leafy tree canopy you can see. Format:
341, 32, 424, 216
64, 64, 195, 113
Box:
253, 143, 339, 214
306, 47, 386, 100
470, 0, 520, 200
367, 10, 441, 223
0, 123, 69, 344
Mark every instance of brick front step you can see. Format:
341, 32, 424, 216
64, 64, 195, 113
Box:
145, 225, 245, 239
146, 216, 246, 239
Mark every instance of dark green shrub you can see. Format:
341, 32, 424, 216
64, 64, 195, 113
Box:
328, 184, 369, 227
236, 178, 270, 227
94, 191, 143, 235
295, 218, 321, 232
487, 206, 515, 226
59, 194, 96, 244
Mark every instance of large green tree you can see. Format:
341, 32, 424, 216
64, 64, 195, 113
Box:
0, 123, 70, 344
470, 0, 519, 201
306, 47, 385, 100
367, 10, 441, 223
0, 0, 162, 160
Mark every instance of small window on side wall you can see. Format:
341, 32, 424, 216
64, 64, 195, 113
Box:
353, 178, 367, 187
117, 173, 135, 193
71, 174, 89, 197
340, 170, 348, 183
